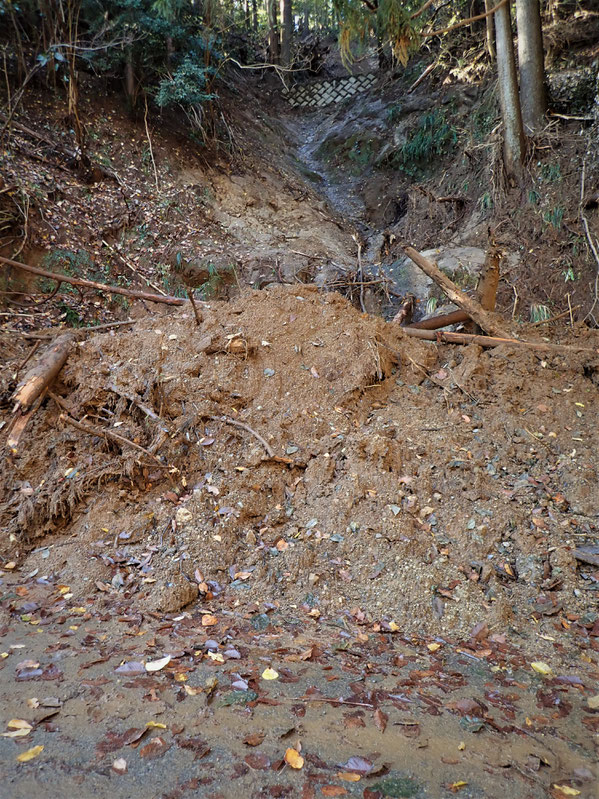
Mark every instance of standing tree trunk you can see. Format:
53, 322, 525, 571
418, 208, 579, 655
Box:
267, 0, 280, 63
252, 0, 258, 31
516, 0, 546, 133
125, 44, 136, 110
494, 0, 526, 180
280, 0, 293, 66
484, 0, 496, 59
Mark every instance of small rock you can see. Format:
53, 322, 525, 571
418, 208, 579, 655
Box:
175, 507, 193, 526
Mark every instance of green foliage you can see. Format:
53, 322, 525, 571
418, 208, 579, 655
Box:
334, 0, 420, 68
478, 192, 493, 211
7, 0, 220, 121
392, 109, 457, 176
543, 205, 564, 229
155, 54, 215, 110
562, 265, 576, 282
539, 162, 562, 183
471, 99, 497, 142
530, 303, 551, 323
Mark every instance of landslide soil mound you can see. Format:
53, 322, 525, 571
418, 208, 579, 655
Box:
2, 284, 598, 640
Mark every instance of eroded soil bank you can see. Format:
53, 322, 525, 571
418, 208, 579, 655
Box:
1, 53, 599, 799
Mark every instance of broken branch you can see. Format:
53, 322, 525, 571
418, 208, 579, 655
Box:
0, 255, 185, 306
402, 326, 598, 354
403, 245, 510, 338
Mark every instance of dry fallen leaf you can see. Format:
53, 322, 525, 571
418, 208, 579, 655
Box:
374, 709, 388, 733
243, 732, 265, 747
112, 757, 127, 774
284, 747, 304, 769
321, 787, 347, 797
201, 614, 218, 626
145, 655, 171, 672
7, 719, 33, 730
552, 786, 580, 796
337, 772, 361, 782
531, 661, 553, 676
16, 745, 44, 763
261, 667, 279, 680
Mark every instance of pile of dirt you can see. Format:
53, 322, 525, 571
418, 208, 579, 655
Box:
1, 284, 598, 639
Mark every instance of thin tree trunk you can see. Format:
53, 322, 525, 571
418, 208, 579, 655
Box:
280, 0, 292, 66
267, 0, 280, 63
516, 0, 546, 133
494, 0, 526, 180
484, 0, 496, 58
125, 45, 136, 110
252, 0, 258, 30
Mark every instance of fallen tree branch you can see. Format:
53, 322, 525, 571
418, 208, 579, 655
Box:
402, 327, 598, 354
101, 240, 166, 296
9, 319, 137, 340
403, 246, 510, 338
11, 333, 74, 413
0, 255, 185, 306
424, 0, 509, 37
407, 61, 437, 93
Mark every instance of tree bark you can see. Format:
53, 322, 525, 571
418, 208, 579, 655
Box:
253, 0, 258, 31
268, 0, 280, 63
280, 0, 293, 66
494, 0, 526, 179
516, 0, 547, 133
125, 44, 136, 109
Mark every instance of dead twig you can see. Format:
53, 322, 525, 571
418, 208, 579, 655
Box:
143, 95, 159, 192
580, 157, 599, 324
207, 415, 275, 458
101, 239, 166, 296
15, 340, 41, 375
108, 383, 169, 433
531, 305, 580, 327
187, 287, 203, 327
50, 392, 174, 478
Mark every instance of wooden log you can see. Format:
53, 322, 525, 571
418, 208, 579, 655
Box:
403, 246, 510, 338
12, 333, 74, 413
409, 309, 470, 329
402, 326, 598, 355
0, 255, 185, 306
